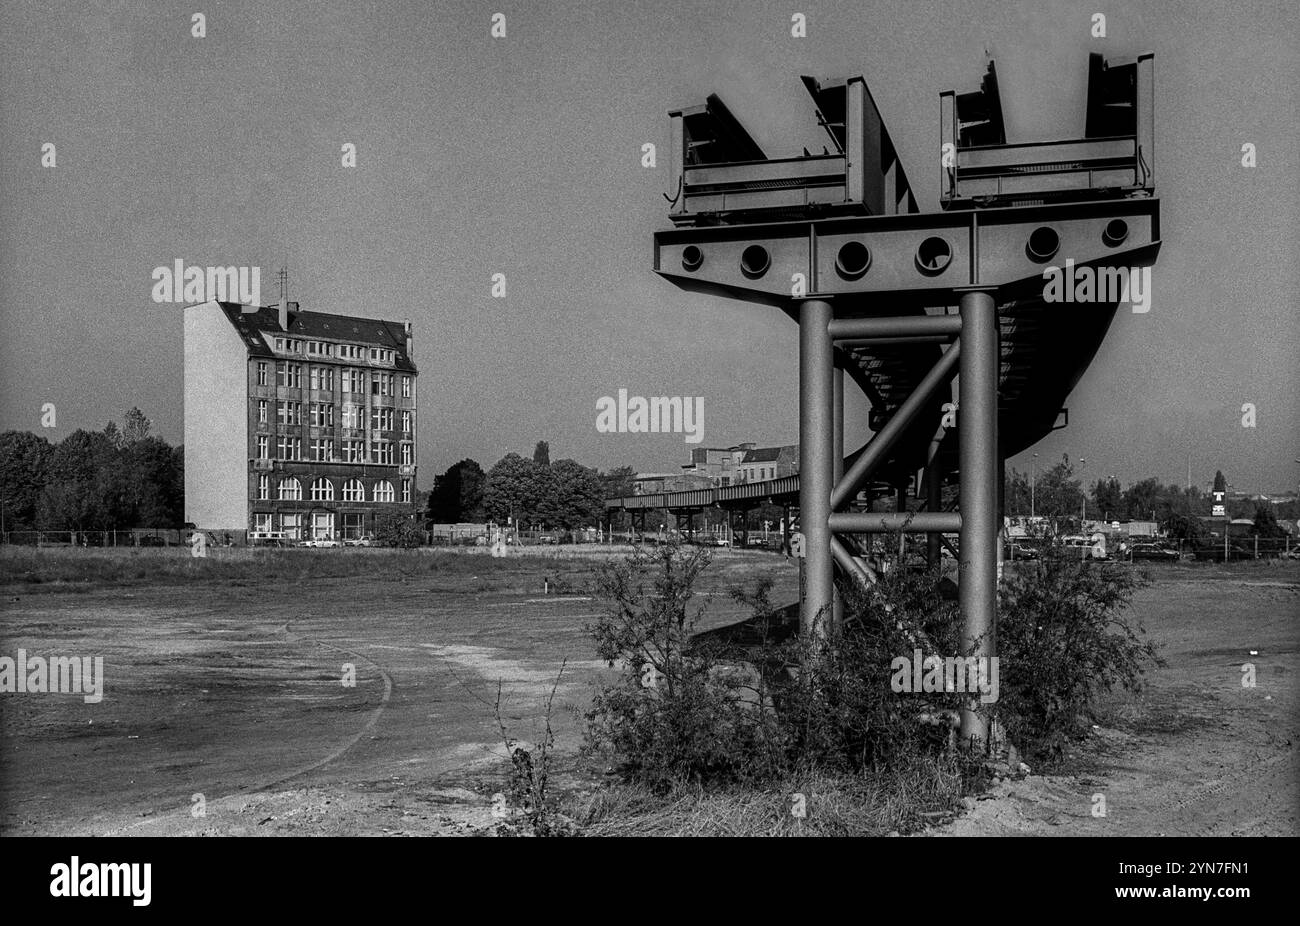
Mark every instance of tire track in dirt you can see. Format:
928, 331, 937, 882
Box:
99, 614, 394, 835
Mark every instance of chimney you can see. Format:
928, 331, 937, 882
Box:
403, 320, 412, 356
278, 296, 288, 332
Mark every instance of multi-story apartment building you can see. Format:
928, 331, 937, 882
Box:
678, 443, 799, 487
184, 298, 417, 540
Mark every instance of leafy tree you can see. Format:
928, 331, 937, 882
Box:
427, 459, 486, 523
1032, 454, 1084, 519
1251, 503, 1285, 538
1091, 477, 1123, 520
122, 407, 152, 445
1006, 467, 1032, 516
0, 431, 54, 531
1122, 477, 1161, 522
532, 441, 550, 466
484, 453, 555, 528
549, 459, 605, 529
1213, 470, 1227, 494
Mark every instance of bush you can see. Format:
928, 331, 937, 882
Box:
584, 535, 1162, 792
372, 511, 423, 548
769, 565, 970, 775
996, 547, 1161, 763
582, 542, 786, 791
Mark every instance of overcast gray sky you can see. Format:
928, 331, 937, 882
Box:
1, 0, 1296, 492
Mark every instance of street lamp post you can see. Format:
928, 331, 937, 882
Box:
1079, 458, 1087, 525
1030, 452, 1038, 518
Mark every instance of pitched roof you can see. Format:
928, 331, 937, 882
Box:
216, 302, 416, 372
741, 446, 788, 463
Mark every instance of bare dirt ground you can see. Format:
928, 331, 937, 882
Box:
1, 550, 1295, 836
0, 546, 791, 836
935, 563, 1299, 837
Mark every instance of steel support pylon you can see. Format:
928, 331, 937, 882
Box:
957, 288, 999, 750
798, 299, 835, 638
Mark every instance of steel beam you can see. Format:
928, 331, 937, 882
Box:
829, 314, 962, 340
830, 511, 961, 533
830, 341, 960, 509
799, 299, 835, 639
957, 288, 999, 751
830, 536, 875, 587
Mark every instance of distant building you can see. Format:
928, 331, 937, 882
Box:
736, 445, 799, 484
184, 298, 418, 540
678, 442, 799, 486
680, 444, 753, 485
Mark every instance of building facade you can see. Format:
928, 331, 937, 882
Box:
184, 299, 417, 540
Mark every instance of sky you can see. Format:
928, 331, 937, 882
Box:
1, 0, 1296, 494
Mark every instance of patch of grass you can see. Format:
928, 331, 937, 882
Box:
576, 757, 965, 837
0, 546, 602, 591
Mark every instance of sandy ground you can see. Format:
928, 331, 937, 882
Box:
1, 554, 1295, 836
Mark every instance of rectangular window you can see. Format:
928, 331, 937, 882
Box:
257, 362, 268, 386
277, 401, 301, 426
402, 479, 411, 504
281, 513, 301, 540
343, 440, 365, 463
257, 399, 267, 425
342, 369, 364, 394
277, 436, 301, 460
342, 404, 362, 430
400, 410, 412, 434
400, 442, 413, 466
370, 407, 393, 431
310, 404, 334, 427
312, 438, 334, 462
370, 441, 393, 465
371, 373, 393, 396
254, 513, 272, 533
401, 376, 412, 398
258, 475, 269, 500
276, 363, 301, 388
257, 435, 268, 459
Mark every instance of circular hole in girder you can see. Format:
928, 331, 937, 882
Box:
915, 236, 952, 275
1102, 218, 1129, 247
681, 245, 704, 272
740, 245, 771, 279
1026, 226, 1061, 263
835, 241, 872, 280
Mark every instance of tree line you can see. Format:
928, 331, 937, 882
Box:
0, 408, 184, 532
426, 440, 635, 530
1005, 455, 1293, 539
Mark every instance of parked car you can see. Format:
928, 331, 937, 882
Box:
137, 535, 167, 547
1128, 542, 1180, 562
315, 539, 340, 548
343, 537, 371, 547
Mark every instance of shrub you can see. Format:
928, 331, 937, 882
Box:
996, 547, 1161, 763
582, 542, 786, 790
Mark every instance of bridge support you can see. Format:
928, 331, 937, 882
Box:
798, 298, 835, 638
957, 288, 999, 751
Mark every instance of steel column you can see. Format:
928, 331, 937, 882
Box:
957, 288, 999, 751
833, 363, 845, 628
799, 299, 835, 639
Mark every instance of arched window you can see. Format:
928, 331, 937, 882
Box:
373, 480, 395, 503
277, 477, 302, 501
342, 479, 365, 502
311, 477, 334, 501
